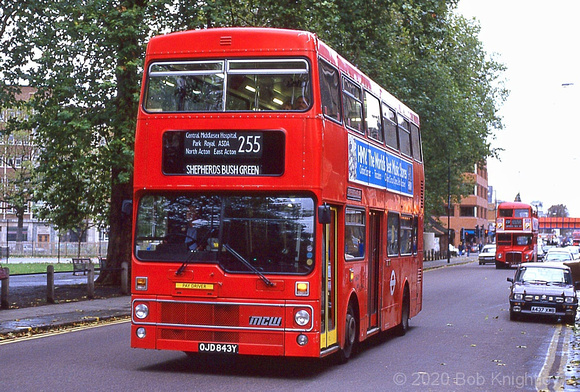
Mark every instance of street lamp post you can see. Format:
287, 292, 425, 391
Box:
447, 163, 451, 264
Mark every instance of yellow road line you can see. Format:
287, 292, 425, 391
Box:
0, 318, 130, 345
536, 324, 570, 391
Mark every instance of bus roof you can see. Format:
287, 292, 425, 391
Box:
498, 202, 534, 209
145, 27, 420, 126
146, 27, 318, 57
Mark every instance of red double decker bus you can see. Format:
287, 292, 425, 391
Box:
495, 202, 538, 269
130, 27, 424, 361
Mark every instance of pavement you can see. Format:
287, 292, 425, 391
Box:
0, 254, 478, 337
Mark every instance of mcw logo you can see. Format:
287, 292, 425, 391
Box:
248, 316, 282, 326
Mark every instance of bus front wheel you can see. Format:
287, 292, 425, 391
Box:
338, 304, 357, 363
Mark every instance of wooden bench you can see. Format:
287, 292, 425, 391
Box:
72, 258, 92, 275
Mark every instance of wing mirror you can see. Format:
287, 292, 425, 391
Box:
318, 204, 331, 224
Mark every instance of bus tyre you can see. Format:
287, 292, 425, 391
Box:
338, 304, 357, 364
396, 290, 410, 336
495, 261, 504, 269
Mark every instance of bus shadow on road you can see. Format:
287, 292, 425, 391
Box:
138, 327, 417, 377
139, 352, 336, 378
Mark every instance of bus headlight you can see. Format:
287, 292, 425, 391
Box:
296, 334, 308, 346
295, 309, 310, 326
136, 327, 147, 339
135, 303, 149, 319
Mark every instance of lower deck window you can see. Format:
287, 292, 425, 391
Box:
345, 208, 365, 259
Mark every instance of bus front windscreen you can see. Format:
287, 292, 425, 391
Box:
135, 193, 315, 274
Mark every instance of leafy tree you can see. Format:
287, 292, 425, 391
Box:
0, 0, 506, 285
1, 0, 146, 284
547, 204, 568, 218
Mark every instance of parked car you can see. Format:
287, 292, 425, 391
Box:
544, 247, 575, 263
507, 262, 578, 323
478, 244, 496, 265
565, 246, 580, 260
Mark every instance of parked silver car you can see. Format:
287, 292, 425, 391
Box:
478, 244, 496, 265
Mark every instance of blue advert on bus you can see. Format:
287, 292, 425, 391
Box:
348, 134, 413, 196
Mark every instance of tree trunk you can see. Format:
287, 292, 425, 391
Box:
97, 175, 132, 286
16, 210, 24, 243
95, 3, 141, 286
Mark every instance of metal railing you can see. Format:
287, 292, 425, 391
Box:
0, 241, 108, 258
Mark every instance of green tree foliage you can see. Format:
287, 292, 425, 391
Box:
1, 0, 145, 283
547, 204, 568, 218
0, 0, 506, 284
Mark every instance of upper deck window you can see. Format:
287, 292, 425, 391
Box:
514, 209, 529, 218
342, 77, 363, 133
364, 91, 382, 142
144, 59, 311, 112
499, 208, 529, 218
318, 59, 341, 122
411, 123, 422, 162
146, 61, 225, 112
398, 117, 411, 157
383, 105, 399, 151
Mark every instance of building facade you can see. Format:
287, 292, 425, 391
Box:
439, 163, 491, 249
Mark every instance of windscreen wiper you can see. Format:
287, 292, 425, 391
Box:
175, 229, 216, 276
223, 243, 274, 287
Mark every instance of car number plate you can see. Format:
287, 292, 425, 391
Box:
531, 306, 556, 314
198, 342, 239, 354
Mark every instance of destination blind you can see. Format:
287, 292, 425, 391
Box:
162, 130, 285, 176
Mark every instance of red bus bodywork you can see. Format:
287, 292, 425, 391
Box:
130, 28, 424, 360
573, 231, 580, 246
495, 202, 538, 269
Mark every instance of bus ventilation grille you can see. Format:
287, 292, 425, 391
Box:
220, 36, 232, 46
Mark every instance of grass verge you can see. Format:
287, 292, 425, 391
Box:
1, 263, 75, 275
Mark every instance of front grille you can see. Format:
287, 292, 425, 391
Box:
160, 301, 240, 327
506, 252, 522, 263
159, 328, 284, 345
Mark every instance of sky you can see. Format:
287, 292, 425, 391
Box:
455, 0, 580, 216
